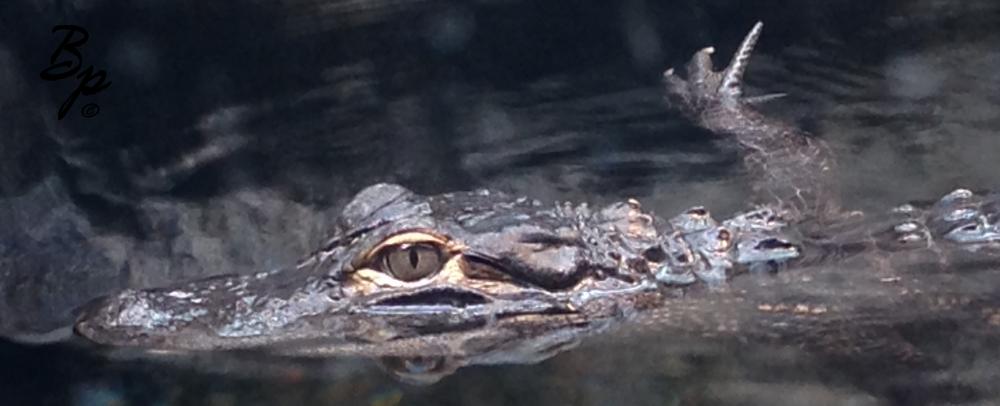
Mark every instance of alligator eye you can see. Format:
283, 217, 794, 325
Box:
381, 243, 443, 281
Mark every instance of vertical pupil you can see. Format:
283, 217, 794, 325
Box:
409, 248, 419, 268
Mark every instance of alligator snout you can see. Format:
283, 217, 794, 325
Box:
73, 289, 183, 348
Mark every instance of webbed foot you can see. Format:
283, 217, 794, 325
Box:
663, 22, 783, 119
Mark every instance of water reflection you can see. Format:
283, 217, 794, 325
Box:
83, 311, 612, 387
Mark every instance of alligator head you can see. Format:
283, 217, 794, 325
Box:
75, 183, 799, 357
73, 184, 677, 352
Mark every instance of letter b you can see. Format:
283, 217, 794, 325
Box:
40, 25, 89, 80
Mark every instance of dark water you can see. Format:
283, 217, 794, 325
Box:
2, 1, 1000, 405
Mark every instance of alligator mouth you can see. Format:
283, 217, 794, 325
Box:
370, 288, 491, 308
360, 285, 574, 319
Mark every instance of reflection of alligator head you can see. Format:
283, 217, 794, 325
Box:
74, 23, 1000, 383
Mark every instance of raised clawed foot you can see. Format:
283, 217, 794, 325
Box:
662, 22, 784, 118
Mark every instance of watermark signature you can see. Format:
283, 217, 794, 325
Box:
40, 25, 112, 120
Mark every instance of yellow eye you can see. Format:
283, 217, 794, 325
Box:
380, 243, 443, 281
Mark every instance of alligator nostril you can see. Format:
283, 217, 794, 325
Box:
72, 294, 120, 342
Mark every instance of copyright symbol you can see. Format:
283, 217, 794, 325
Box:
81, 103, 100, 118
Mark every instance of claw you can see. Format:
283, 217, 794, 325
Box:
687, 47, 717, 84
662, 67, 687, 96
720, 21, 764, 99
663, 22, 769, 115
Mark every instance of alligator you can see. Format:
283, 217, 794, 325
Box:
73, 22, 1000, 383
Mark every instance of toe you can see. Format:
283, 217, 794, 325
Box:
686, 47, 716, 82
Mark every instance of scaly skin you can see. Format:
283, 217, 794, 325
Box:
72, 22, 1000, 383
